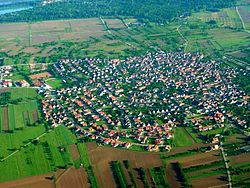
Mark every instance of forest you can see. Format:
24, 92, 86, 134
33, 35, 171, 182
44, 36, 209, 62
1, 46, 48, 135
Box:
0, 0, 237, 23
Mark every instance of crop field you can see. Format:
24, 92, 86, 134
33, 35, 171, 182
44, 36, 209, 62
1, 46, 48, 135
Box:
0, 88, 41, 132
190, 8, 243, 29
165, 150, 227, 187
227, 151, 250, 187
182, 23, 250, 58
0, 18, 120, 63
238, 5, 250, 29
55, 167, 90, 188
104, 18, 126, 29
86, 142, 163, 188
0, 17, 186, 64
0, 18, 105, 47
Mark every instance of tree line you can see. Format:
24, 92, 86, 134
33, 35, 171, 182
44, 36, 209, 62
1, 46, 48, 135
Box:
0, 0, 236, 23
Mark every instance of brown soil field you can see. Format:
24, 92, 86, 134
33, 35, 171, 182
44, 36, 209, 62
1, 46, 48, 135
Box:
30, 72, 51, 79
133, 169, 145, 188
70, 18, 104, 32
22, 47, 41, 54
68, 144, 80, 161
3, 107, 9, 131
104, 19, 125, 29
225, 133, 247, 144
32, 110, 38, 122
229, 152, 250, 165
167, 150, 221, 168
166, 163, 182, 188
145, 168, 154, 187
56, 167, 90, 188
120, 163, 133, 187
191, 174, 228, 188
86, 142, 162, 188
165, 142, 206, 156
0, 173, 54, 188
32, 35, 58, 45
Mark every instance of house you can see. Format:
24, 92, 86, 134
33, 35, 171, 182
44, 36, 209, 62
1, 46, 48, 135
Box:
19, 80, 30, 87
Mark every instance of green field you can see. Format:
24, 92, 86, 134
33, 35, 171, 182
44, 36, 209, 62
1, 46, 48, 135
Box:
0, 88, 41, 132
0, 126, 76, 182
46, 78, 63, 89
9, 88, 39, 101
77, 143, 98, 188
174, 127, 193, 147
190, 8, 243, 29
185, 127, 203, 143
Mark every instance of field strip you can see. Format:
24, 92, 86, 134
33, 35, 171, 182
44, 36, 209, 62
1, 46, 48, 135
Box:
208, 183, 229, 188
0, 63, 53, 68
236, 6, 250, 34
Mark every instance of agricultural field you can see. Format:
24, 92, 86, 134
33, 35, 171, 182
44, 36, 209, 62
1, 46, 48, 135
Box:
238, 5, 250, 30
0, 126, 77, 182
0, 18, 134, 64
103, 18, 126, 29
0, 88, 41, 132
86, 142, 163, 188
165, 150, 227, 188
0, 12, 248, 65
182, 9, 250, 62
190, 8, 243, 29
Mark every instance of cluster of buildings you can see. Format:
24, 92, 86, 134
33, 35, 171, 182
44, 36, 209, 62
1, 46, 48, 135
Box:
0, 65, 13, 88
41, 51, 249, 151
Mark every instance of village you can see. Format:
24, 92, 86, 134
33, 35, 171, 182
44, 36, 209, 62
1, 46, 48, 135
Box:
38, 51, 249, 152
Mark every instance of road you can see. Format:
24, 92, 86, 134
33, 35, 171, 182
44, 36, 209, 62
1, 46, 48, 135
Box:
220, 141, 232, 188
219, 124, 233, 188
176, 25, 189, 52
